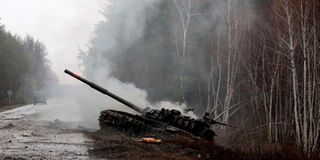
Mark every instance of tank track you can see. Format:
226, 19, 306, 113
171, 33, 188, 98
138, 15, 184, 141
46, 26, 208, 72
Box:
99, 110, 150, 135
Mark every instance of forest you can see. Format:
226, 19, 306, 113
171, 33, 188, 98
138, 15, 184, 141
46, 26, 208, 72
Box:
80, 0, 320, 156
0, 22, 57, 105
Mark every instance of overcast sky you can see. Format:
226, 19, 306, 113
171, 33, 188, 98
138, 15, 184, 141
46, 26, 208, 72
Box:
0, 0, 107, 84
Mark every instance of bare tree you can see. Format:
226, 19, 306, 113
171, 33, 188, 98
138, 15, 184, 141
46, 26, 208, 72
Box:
173, 0, 193, 104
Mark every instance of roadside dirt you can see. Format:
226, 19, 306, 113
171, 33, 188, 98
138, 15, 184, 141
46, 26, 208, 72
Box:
0, 104, 24, 113
86, 129, 239, 160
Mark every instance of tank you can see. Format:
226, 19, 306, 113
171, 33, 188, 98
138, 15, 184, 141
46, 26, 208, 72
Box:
64, 69, 231, 140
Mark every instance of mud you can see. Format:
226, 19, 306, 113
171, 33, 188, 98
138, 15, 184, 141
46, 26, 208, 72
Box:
0, 105, 21, 113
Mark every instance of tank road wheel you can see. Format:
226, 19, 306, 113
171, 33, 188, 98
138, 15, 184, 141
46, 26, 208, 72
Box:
128, 120, 144, 135
99, 110, 147, 136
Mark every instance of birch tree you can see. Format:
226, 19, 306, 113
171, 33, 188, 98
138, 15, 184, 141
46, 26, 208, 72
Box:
173, 0, 193, 104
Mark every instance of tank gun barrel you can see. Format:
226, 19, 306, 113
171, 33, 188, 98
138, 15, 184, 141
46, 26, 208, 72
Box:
64, 69, 145, 113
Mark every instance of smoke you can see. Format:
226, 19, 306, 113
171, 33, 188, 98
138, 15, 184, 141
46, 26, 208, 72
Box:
74, 69, 150, 129
73, 67, 197, 128
73, 0, 155, 128
153, 101, 197, 118
59, 0, 258, 128
62, 0, 257, 129
73, 0, 255, 127
86, 0, 159, 59
72, 71, 196, 128
69, 0, 197, 129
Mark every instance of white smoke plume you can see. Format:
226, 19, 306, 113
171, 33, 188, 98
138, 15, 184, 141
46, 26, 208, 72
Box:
69, 0, 198, 129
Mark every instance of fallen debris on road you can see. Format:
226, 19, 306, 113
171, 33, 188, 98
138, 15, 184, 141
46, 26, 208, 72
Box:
139, 137, 162, 144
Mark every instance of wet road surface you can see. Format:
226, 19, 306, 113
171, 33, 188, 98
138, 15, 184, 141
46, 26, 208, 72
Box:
0, 98, 99, 160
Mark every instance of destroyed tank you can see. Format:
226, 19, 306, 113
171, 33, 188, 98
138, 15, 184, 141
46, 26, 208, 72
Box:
65, 69, 230, 140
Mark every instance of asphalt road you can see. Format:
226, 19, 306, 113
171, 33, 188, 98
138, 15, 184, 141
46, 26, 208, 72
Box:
0, 98, 99, 160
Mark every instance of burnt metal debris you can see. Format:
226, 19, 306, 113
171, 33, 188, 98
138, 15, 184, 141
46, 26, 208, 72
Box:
65, 69, 231, 140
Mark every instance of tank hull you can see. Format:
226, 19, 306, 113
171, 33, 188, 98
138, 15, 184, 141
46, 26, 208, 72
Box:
99, 109, 216, 140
